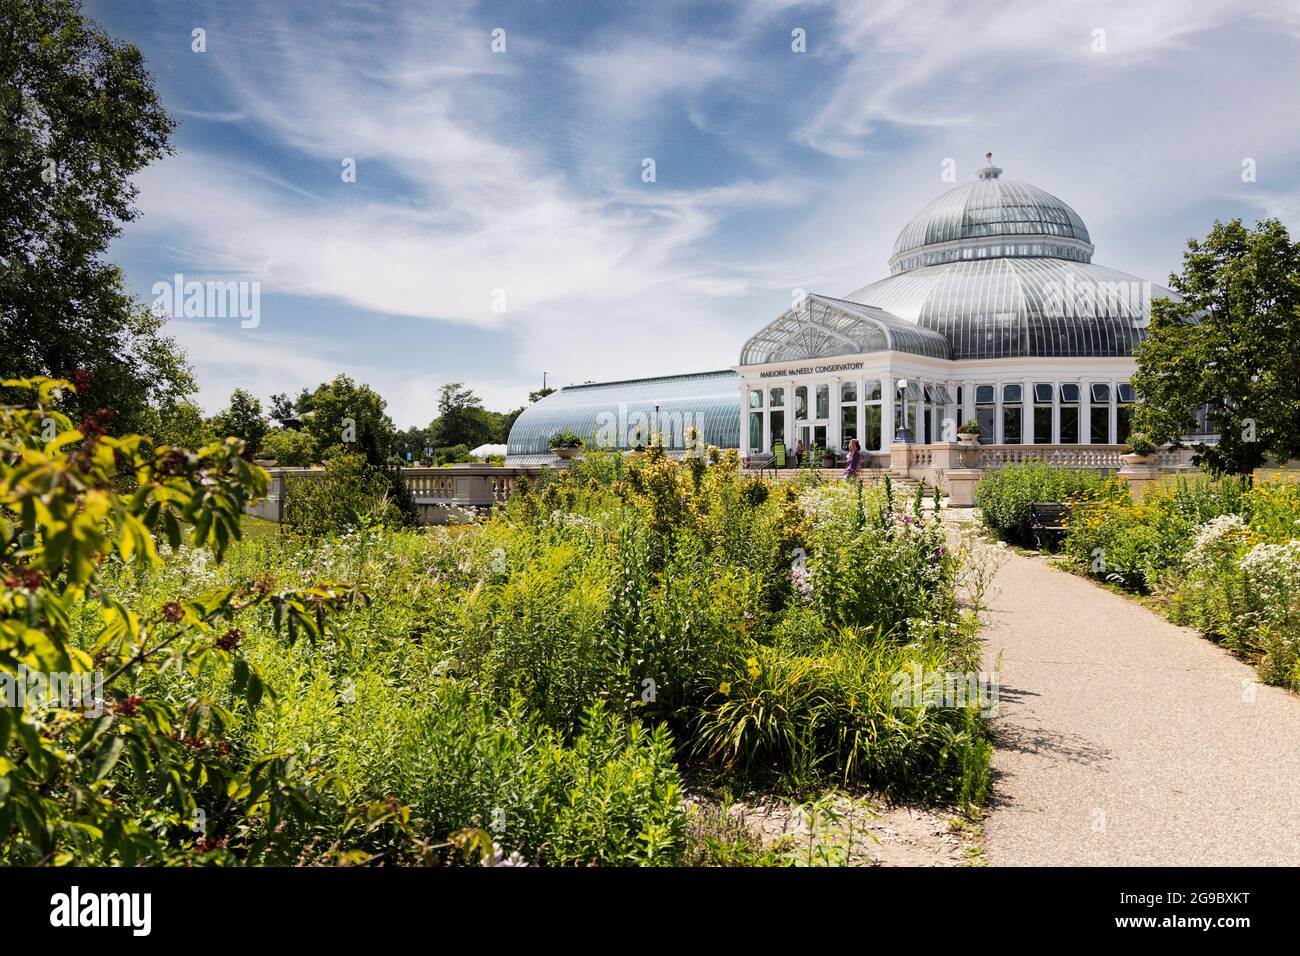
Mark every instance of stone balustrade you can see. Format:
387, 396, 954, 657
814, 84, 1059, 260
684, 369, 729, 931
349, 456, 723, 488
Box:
244, 464, 545, 525
887, 442, 1198, 506
244, 445, 1203, 523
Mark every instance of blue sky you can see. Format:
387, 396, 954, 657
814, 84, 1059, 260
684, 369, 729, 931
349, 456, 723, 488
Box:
91, 0, 1300, 427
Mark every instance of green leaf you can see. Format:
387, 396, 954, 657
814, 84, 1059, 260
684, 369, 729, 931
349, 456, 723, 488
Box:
247, 671, 265, 709
162, 509, 182, 550
92, 735, 126, 781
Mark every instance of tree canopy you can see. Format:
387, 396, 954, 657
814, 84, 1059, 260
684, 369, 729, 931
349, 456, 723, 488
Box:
297, 374, 395, 465
209, 388, 269, 456
0, 0, 190, 432
429, 381, 504, 449
1132, 218, 1300, 475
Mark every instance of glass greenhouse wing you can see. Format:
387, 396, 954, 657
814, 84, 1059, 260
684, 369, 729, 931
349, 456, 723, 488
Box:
739, 294, 950, 365
506, 370, 740, 457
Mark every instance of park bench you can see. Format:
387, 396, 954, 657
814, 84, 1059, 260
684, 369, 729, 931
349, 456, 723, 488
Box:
1027, 500, 1102, 549
1027, 502, 1071, 550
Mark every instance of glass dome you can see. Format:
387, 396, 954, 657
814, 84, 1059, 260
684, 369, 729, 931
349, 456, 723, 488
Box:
888, 162, 1094, 275
847, 257, 1174, 360
822, 160, 1180, 361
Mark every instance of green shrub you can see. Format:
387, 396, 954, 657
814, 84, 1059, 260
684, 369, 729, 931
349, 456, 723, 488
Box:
261, 426, 316, 466
548, 428, 584, 449
282, 452, 404, 537
976, 461, 1112, 546
1060, 474, 1300, 691
1063, 474, 1255, 590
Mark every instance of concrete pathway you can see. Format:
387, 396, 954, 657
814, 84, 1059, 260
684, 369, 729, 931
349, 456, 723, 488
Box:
972, 538, 1300, 866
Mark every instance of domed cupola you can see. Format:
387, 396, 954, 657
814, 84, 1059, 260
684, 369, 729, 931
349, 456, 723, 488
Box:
888, 155, 1094, 275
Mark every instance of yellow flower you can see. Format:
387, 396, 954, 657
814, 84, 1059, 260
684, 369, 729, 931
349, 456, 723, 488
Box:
719, 681, 731, 696
746, 656, 760, 680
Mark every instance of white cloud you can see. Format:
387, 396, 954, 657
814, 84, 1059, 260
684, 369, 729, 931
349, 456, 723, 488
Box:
121, 0, 1300, 428
171, 321, 529, 428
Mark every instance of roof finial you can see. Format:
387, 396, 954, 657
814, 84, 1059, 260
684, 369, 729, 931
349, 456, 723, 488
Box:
978, 151, 1002, 180
985, 151, 993, 162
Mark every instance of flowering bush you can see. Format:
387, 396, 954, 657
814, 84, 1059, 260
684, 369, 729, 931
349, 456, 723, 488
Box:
1184, 514, 1253, 571
1059, 472, 1300, 690
1238, 540, 1300, 630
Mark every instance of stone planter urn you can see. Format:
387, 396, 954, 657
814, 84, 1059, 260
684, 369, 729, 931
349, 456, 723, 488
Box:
624, 449, 646, 461
253, 458, 277, 467
1121, 452, 1155, 466
821, 452, 836, 468
957, 433, 979, 443
551, 447, 581, 459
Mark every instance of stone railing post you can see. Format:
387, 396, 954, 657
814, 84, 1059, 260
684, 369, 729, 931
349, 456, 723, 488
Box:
1117, 456, 1161, 500
889, 443, 911, 477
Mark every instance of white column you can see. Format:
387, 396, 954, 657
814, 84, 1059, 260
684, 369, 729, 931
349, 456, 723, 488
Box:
762, 391, 770, 453
882, 373, 895, 452
994, 381, 1003, 444
1022, 377, 1034, 445
830, 376, 841, 450
913, 377, 924, 444
739, 382, 749, 457
943, 378, 956, 441
1108, 380, 1118, 445
1080, 380, 1092, 444
1052, 377, 1060, 444
783, 380, 793, 455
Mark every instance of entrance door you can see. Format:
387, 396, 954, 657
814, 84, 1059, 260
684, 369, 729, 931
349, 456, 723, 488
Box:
792, 382, 830, 462
798, 424, 828, 459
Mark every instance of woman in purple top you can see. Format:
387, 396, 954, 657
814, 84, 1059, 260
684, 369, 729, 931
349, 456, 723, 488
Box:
843, 438, 862, 478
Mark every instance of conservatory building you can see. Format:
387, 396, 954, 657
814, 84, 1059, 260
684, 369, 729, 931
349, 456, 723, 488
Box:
508, 159, 1177, 467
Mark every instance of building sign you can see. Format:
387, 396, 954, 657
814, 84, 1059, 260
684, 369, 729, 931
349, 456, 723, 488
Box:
757, 361, 865, 379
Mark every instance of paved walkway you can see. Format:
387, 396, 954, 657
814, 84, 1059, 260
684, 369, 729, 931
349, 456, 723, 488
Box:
972, 535, 1300, 865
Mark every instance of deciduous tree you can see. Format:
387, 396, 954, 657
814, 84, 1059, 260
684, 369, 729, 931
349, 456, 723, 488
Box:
1132, 218, 1300, 475
0, 0, 191, 432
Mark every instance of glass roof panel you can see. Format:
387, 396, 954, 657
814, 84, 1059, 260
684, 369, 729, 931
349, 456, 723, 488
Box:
740, 295, 950, 365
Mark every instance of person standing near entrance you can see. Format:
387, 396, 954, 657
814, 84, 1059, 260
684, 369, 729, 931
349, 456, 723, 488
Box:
793, 438, 805, 468
843, 438, 862, 478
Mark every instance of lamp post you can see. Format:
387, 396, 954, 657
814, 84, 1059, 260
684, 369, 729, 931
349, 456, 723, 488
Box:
894, 378, 914, 444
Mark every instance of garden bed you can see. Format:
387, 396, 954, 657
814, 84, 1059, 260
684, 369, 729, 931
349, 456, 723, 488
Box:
13, 434, 996, 866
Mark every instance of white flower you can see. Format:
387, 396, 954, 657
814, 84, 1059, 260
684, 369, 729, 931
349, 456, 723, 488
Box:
1185, 514, 1249, 570
483, 842, 528, 867
1237, 540, 1300, 628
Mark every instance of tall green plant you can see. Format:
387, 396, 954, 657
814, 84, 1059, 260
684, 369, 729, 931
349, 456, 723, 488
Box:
0, 377, 363, 864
